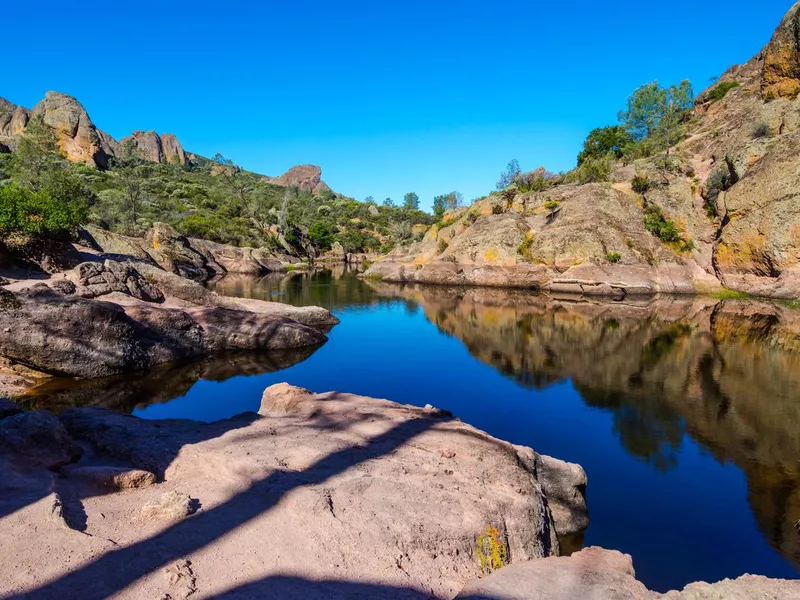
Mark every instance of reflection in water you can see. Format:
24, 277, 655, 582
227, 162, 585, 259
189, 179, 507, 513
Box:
25, 268, 800, 585
367, 281, 800, 572
24, 347, 320, 414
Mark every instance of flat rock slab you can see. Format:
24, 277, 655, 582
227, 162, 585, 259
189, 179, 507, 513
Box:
0, 385, 586, 599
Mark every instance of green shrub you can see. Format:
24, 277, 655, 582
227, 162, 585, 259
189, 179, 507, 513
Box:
643, 204, 681, 243
544, 199, 559, 210
437, 240, 449, 253
517, 235, 534, 260
704, 164, 736, 217
465, 211, 478, 225
491, 204, 504, 215
606, 252, 622, 263
308, 220, 337, 252
572, 155, 612, 184
631, 175, 650, 194
706, 81, 739, 102
752, 122, 771, 139
0, 182, 87, 237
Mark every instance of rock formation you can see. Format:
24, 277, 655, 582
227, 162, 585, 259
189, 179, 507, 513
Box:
118, 130, 190, 165
762, 1, 800, 99
0, 386, 586, 599
364, 2, 800, 299
262, 164, 333, 196
31, 91, 111, 168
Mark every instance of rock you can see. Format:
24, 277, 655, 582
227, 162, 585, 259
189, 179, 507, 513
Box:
144, 223, 209, 281
0, 276, 9, 286
141, 491, 195, 522
0, 410, 80, 468
161, 133, 189, 166
61, 465, 157, 490
118, 131, 190, 166
0, 286, 327, 379
662, 575, 800, 599
67, 260, 164, 302
189, 238, 267, 275
535, 454, 589, 536
762, 2, 800, 99
31, 91, 110, 168
263, 164, 333, 195
456, 546, 653, 600
49, 278, 77, 295
0, 397, 23, 420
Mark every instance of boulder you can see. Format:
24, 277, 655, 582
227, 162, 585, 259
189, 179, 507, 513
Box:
141, 491, 195, 522
0, 410, 80, 469
0, 286, 327, 379
60, 466, 157, 490
144, 222, 210, 281
66, 260, 164, 302
118, 130, 163, 163
535, 454, 589, 536
456, 546, 653, 600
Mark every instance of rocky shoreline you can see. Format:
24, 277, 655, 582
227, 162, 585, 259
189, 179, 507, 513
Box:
2, 386, 797, 599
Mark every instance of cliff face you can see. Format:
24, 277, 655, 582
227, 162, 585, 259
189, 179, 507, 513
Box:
365, 2, 800, 299
261, 164, 333, 196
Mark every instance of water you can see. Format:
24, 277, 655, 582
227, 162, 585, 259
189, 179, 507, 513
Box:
28, 268, 800, 592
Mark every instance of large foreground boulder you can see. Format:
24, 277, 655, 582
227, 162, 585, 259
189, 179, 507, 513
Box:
0, 286, 326, 379
0, 385, 584, 599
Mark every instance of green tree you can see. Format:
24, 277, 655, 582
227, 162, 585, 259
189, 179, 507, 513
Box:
308, 220, 336, 251
619, 81, 694, 142
0, 182, 87, 237
14, 115, 61, 191
383, 197, 394, 207
403, 192, 419, 210
496, 159, 521, 190
432, 194, 447, 219
577, 126, 634, 165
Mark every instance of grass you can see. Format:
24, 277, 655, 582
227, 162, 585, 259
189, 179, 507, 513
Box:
708, 289, 750, 300
606, 252, 621, 263
707, 81, 739, 102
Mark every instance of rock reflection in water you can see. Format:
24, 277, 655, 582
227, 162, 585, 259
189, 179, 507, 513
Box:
365, 281, 800, 572
23, 347, 320, 414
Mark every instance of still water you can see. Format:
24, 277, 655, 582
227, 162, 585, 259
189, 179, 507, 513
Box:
29, 268, 800, 592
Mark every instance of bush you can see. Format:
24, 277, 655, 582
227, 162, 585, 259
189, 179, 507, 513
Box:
606, 252, 622, 263
476, 526, 507, 574
631, 174, 650, 194
517, 234, 534, 260
752, 122, 771, 139
577, 126, 634, 165
643, 204, 681, 243
465, 211, 478, 225
572, 155, 612, 184
544, 200, 559, 210
0, 182, 87, 238
707, 81, 739, 102
491, 204, 505, 215
308, 220, 337, 252
437, 239, 449, 253
704, 164, 736, 216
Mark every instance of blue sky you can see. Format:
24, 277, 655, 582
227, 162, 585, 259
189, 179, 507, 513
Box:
3, 1, 792, 211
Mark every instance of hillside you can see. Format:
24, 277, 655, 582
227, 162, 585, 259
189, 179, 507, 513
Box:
0, 92, 431, 259
365, 2, 800, 299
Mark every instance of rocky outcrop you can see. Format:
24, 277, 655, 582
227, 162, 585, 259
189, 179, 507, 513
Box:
143, 222, 210, 281
189, 238, 287, 274
762, 1, 800, 99
0, 97, 30, 152
118, 130, 191, 166
64, 260, 164, 302
263, 164, 333, 195
0, 385, 580, 599
364, 3, 800, 299
0, 285, 327, 379
456, 546, 800, 599
31, 91, 111, 168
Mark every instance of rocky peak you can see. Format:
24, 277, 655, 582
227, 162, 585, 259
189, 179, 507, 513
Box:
262, 164, 332, 195
31, 91, 111, 168
118, 130, 190, 166
0, 98, 30, 150
761, 1, 800, 99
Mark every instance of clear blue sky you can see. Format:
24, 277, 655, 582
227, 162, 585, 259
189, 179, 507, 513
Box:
3, 1, 792, 211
